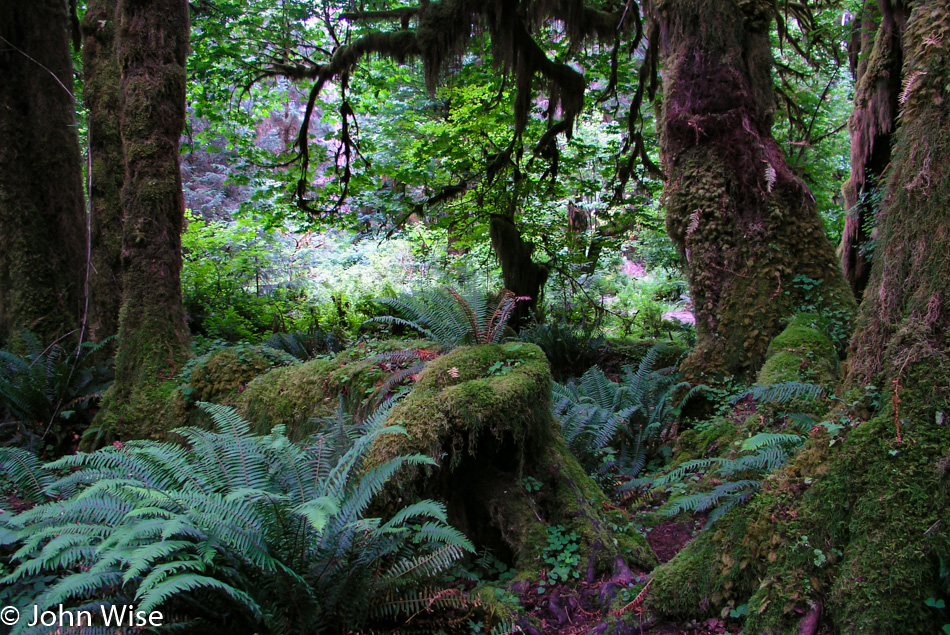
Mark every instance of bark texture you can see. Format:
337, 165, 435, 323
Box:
839, 0, 908, 299
92, 0, 191, 442
82, 0, 125, 346
655, 0, 855, 382
489, 214, 549, 328
648, 3, 950, 632
0, 0, 86, 345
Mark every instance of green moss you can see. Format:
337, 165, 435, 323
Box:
672, 417, 739, 465
650, 360, 949, 633
234, 358, 338, 437
89, 378, 179, 444
368, 343, 656, 577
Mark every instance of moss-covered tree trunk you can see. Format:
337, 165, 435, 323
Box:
92, 0, 191, 442
82, 0, 125, 347
655, 0, 855, 382
0, 0, 86, 345
647, 3, 950, 632
839, 0, 907, 300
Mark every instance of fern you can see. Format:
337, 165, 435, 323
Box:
731, 381, 825, 406
0, 332, 113, 450
367, 286, 526, 347
656, 432, 804, 525
553, 345, 706, 489
1, 402, 473, 634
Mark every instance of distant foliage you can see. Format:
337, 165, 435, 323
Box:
0, 333, 113, 452
519, 320, 605, 381
368, 286, 525, 347
263, 330, 343, 360
0, 403, 472, 634
553, 345, 705, 487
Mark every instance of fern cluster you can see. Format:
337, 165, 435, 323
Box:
651, 384, 825, 525
263, 329, 343, 360
552, 345, 705, 487
0, 333, 113, 451
651, 432, 805, 524
368, 287, 525, 347
0, 403, 472, 634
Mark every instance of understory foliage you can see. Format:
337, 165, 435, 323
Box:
0, 403, 472, 634
651, 381, 832, 525
369, 286, 525, 347
552, 345, 703, 486
0, 333, 113, 452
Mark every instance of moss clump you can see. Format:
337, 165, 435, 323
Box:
672, 417, 739, 465
178, 344, 297, 405
757, 313, 837, 387
368, 343, 656, 577
231, 342, 442, 438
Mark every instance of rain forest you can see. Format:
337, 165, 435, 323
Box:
0, 0, 948, 633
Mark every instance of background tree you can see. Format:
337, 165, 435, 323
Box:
0, 0, 86, 345
91, 0, 192, 442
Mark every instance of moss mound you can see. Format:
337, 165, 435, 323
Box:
179, 344, 298, 405
368, 343, 657, 579
235, 341, 443, 438
757, 313, 837, 389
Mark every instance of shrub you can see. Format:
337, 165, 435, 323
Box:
0, 403, 472, 634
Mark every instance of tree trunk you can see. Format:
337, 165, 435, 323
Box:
655, 0, 855, 382
82, 0, 125, 347
647, 3, 950, 632
0, 0, 86, 345
839, 0, 907, 300
489, 214, 549, 329
91, 0, 191, 442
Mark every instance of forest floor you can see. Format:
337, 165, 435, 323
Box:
514, 517, 743, 635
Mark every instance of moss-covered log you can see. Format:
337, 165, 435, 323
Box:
0, 0, 86, 345
91, 0, 192, 442
654, 0, 855, 383
367, 344, 656, 578
648, 4, 950, 632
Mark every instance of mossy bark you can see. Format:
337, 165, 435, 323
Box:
368, 344, 656, 578
654, 0, 855, 383
82, 0, 125, 348
839, 0, 907, 300
0, 0, 86, 345
91, 0, 191, 442
648, 4, 950, 632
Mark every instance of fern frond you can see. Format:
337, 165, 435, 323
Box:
732, 381, 825, 405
